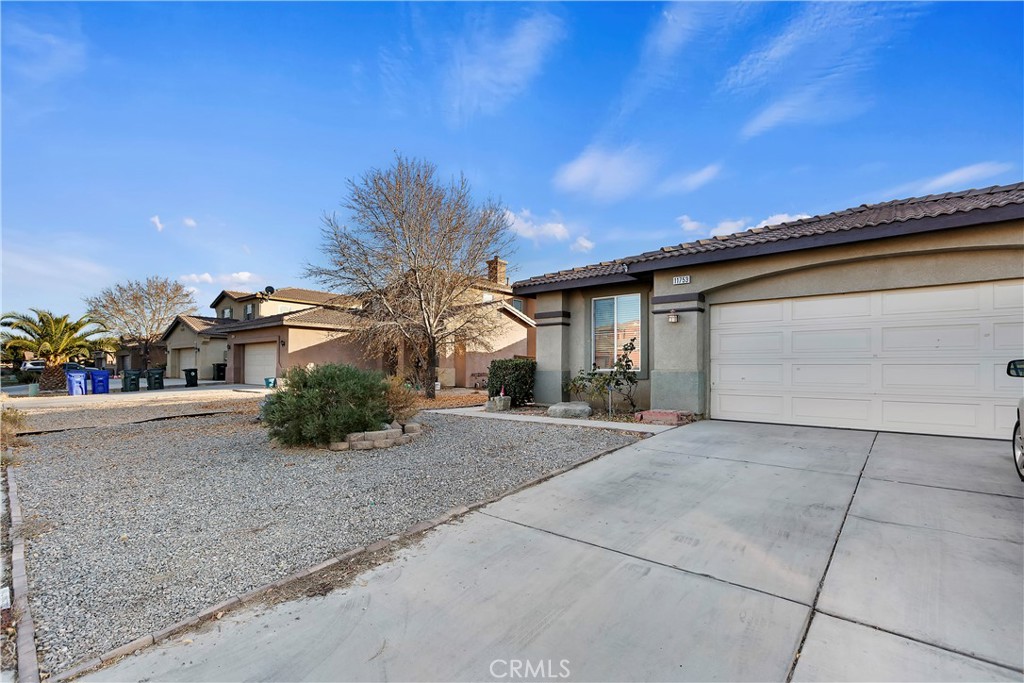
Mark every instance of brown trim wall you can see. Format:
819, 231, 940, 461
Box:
534, 310, 572, 319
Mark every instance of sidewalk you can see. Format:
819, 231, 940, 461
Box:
2, 382, 270, 409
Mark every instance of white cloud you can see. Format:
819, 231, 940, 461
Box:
709, 219, 747, 237
571, 236, 595, 253
149, 215, 165, 232
506, 209, 569, 241
554, 145, 655, 202
676, 212, 810, 238
183, 217, 198, 228
447, 11, 565, 124
4, 18, 86, 85
657, 163, 722, 195
222, 272, 255, 285
180, 273, 214, 284
750, 213, 811, 230
918, 162, 1014, 194
180, 272, 258, 287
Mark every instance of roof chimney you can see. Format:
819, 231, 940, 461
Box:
487, 256, 508, 285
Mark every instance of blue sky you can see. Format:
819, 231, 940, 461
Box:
3, 2, 1021, 318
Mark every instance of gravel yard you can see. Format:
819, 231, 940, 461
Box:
12, 409, 640, 676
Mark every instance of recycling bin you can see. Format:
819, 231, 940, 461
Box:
184, 368, 199, 387
89, 369, 110, 394
145, 368, 165, 390
122, 370, 142, 392
213, 362, 227, 381
264, 377, 277, 389
65, 370, 87, 396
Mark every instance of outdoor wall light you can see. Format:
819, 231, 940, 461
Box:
667, 311, 679, 324
280, 340, 286, 347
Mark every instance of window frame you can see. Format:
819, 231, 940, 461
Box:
244, 303, 255, 320
591, 293, 642, 372
222, 307, 233, 319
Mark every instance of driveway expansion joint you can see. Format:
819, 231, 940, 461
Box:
479, 510, 809, 608
784, 431, 877, 683
861, 475, 1024, 500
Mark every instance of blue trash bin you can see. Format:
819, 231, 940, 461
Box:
90, 369, 110, 394
66, 370, 87, 396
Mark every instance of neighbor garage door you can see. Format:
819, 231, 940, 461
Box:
709, 280, 1024, 439
243, 342, 278, 385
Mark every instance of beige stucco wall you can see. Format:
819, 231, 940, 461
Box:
286, 328, 382, 372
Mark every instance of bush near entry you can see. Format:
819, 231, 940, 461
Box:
262, 364, 390, 447
487, 358, 536, 408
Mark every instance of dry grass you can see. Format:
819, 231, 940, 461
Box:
413, 390, 488, 411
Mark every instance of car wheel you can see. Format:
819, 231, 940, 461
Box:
1015, 421, 1024, 482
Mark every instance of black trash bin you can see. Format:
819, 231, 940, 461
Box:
213, 362, 227, 381
122, 370, 142, 392
183, 368, 199, 387
145, 368, 165, 390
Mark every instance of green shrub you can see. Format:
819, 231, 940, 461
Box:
1, 405, 26, 448
261, 364, 390, 446
487, 358, 536, 407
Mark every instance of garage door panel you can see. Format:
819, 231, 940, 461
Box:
881, 324, 979, 351
710, 280, 1024, 439
792, 328, 871, 353
792, 364, 870, 387
881, 364, 980, 390
792, 396, 871, 422
792, 294, 871, 320
715, 331, 783, 354
714, 300, 784, 325
881, 285, 980, 315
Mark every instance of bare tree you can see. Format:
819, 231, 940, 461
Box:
307, 154, 514, 398
84, 276, 197, 370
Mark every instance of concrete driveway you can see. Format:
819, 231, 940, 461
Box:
89, 421, 1023, 682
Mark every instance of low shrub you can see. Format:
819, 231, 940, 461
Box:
487, 358, 536, 408
261, 364, 390, 447
384, 375, 419, 423
1, 405, 27, 448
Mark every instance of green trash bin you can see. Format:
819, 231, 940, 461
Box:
183, 368, 199, 387
122, 370, 141, 392
213, 363, 227, 381
145, 368, 165, 390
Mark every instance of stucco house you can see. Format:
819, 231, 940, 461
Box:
513, 183, 1024, 440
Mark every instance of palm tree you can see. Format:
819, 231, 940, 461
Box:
1, 309, 107, 390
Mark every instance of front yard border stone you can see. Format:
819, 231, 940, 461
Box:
47, 431, 644, 682
6, 463, 41, 683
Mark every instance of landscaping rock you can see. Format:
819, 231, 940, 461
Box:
328, 441, 350, 451
547, 401, 593, 418
403, 423, 422, 434
485, 396, 512, 412
634, 409, 695, 426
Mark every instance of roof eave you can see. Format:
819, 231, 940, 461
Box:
626, 202, 1024, 275
513, 272, 640, 296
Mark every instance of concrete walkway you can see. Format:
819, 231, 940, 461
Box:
429, 406, 673, 433
88, 421, 1023, 682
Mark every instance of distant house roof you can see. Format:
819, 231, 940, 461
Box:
513, 183, 1024, 294
215, 305, 363, 333
160, 314, 237, 342
209, 287, 356, 309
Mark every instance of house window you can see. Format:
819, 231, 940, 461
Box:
244, 303, 255, 320
592, 293, 641, 370
511, 298, 524, 312
222, 308, 233, 319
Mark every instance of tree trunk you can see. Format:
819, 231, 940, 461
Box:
425, 341, 439, 399
39, 365, 65, 392
142, 339, 150, 371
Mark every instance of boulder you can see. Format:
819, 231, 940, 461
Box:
546, 401, 593, 419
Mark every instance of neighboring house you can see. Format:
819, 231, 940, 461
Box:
216, 306, 383, 385
91, 349, 117, 370
513, 183, 1024, 440
210, 287, 349, 321
161, 315, 233, 379
115, 341, 167, 374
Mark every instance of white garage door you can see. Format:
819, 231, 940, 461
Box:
243, 343, 278, 385
709, 280, 1024, 439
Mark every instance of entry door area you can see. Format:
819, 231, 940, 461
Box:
709, 280, 1024, 439
243, 342, 278, 385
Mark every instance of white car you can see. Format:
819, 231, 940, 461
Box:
20, 360, 45, 373
1008, 360, 1024, 481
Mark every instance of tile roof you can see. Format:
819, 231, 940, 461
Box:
265, 287, 355, 305
514, 183, 1024, 289
214, 305, 363, 332
179, 315, 231, 334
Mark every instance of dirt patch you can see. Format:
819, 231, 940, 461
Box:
413, 391, 488, 411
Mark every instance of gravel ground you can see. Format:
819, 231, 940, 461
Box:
13, 411, 640, 675
15, 392, 261, 432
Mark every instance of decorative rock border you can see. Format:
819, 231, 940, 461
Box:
7, 462, 41, 683
328, 423, 422, 451
44, 437, 637, 681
